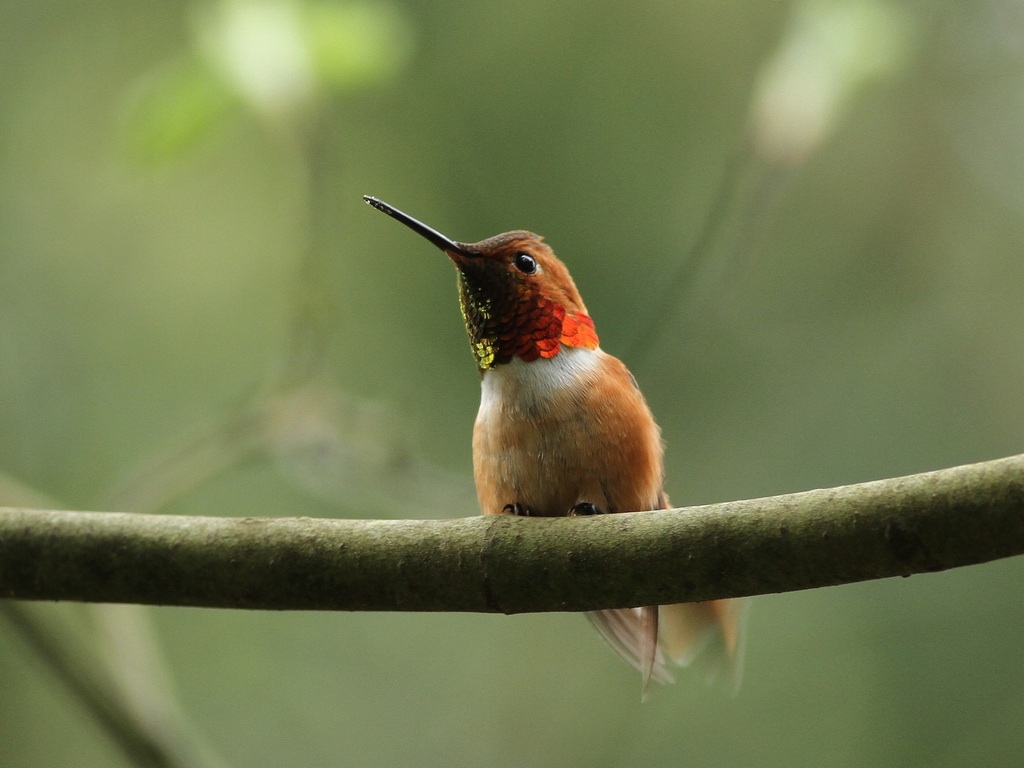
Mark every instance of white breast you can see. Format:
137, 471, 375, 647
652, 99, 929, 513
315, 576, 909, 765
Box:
476, 346, 603, 425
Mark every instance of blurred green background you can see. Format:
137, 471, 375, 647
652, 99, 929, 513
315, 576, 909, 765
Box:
2, 1, 1024, 766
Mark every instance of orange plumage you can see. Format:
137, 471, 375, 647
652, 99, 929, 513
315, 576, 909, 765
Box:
365, 195, 746, 694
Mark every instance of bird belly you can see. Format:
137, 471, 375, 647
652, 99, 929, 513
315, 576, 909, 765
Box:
472, 348, 664, 517
474, 395, 592, 516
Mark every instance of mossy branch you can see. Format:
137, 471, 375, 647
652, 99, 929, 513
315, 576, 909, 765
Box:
2, 453, 1023, 612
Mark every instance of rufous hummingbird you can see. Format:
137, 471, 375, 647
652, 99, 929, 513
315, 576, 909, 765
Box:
364, 195, 745, 694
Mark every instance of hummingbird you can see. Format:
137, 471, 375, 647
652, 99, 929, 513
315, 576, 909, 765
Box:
364, 195, 745, 693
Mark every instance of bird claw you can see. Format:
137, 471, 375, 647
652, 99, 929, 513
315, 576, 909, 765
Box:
568, 502, 605, 516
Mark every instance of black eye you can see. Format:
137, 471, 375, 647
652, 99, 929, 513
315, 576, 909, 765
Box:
513, 252, 537, 274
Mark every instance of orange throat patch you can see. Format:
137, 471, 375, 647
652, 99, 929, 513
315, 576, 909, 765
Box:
459, 284, 599, 370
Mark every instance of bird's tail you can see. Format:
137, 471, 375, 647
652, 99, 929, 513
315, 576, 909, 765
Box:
586, 597, 749, 697
659, 598, 749, 687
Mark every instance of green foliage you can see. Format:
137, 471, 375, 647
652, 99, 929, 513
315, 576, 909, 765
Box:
121, 0, 412, 165
303, 1, 412, 89
120, 58, 236, 166
751, 0, 918, 163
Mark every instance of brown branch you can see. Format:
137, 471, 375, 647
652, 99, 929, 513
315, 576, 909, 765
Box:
2, 453, 1023, 612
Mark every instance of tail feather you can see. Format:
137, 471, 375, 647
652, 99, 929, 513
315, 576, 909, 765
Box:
638, 606, 659, 698
588, 598, 750, 693
586, 608, 674, 686
660, 598, 750, 688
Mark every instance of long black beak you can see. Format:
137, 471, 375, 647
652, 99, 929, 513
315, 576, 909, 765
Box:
364, 196, 475, 256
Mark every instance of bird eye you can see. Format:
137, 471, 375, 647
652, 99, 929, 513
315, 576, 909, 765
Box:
513, 252, 538, 274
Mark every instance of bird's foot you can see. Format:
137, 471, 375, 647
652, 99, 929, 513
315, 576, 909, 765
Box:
568, 502, 605, 516
502, 503, 531, 517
